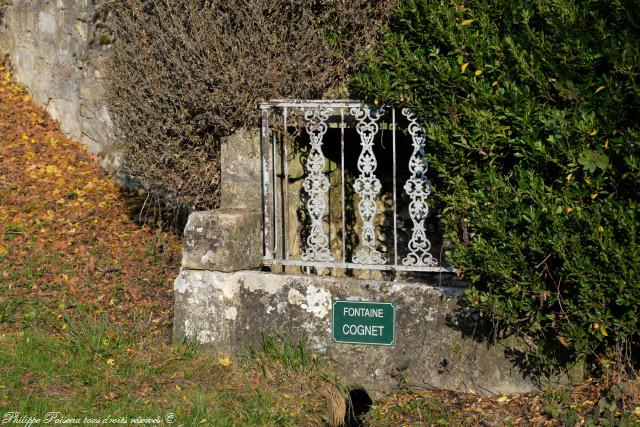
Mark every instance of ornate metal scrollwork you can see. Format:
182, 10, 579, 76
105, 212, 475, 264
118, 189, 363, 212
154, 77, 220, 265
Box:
350, 106, 386, 265
401, 109, 438, 267
301, 107, 335, 262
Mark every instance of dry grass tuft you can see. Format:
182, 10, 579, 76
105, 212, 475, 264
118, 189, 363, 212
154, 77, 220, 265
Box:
321, 383, 347, 427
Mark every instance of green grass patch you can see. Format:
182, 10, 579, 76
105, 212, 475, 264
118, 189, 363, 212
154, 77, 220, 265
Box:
0, 320, 338, 426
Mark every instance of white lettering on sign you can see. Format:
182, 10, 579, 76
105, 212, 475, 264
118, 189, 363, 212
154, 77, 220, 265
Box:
342, 324, 385, 336
343, 307, 384, 317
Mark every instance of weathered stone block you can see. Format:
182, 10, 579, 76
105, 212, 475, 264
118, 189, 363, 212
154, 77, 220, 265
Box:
182, 209, 262, 272
220, 128, 261, 209
174, 269, 535, 399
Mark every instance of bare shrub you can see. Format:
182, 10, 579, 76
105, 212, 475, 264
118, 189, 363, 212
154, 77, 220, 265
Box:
109, 0, 393, 210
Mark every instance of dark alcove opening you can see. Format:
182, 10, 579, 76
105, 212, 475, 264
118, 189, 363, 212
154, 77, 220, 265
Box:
344, 387, 373, 427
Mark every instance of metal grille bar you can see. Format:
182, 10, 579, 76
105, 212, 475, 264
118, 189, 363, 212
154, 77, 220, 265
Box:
263, 259, 454, 273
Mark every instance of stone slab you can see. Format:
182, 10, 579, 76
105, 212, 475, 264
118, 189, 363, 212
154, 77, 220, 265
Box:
220, 128, 261, 209
181, 209, 262, 272
173, 269, 535, 399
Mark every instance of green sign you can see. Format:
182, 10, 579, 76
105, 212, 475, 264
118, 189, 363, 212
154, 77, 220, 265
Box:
332, 300, 395, 346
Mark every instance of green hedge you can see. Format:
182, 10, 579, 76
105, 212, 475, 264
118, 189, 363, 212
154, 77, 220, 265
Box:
353, 0, 640, 372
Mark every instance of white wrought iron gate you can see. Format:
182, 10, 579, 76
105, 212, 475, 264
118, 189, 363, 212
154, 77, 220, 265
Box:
260, 100, 453, 273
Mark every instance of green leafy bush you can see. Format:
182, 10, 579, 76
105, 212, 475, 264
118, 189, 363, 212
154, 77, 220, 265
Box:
353, 0, 640, 372
109, 0, 392, 210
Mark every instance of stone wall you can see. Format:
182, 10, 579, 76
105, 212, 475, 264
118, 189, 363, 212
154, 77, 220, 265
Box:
0, 0, 115, 169
174, 269, 535, 399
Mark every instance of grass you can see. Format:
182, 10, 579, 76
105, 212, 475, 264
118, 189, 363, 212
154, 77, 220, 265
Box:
366, 395, 463, 426
364, 385, 640, 426
0, 320, 337, 426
